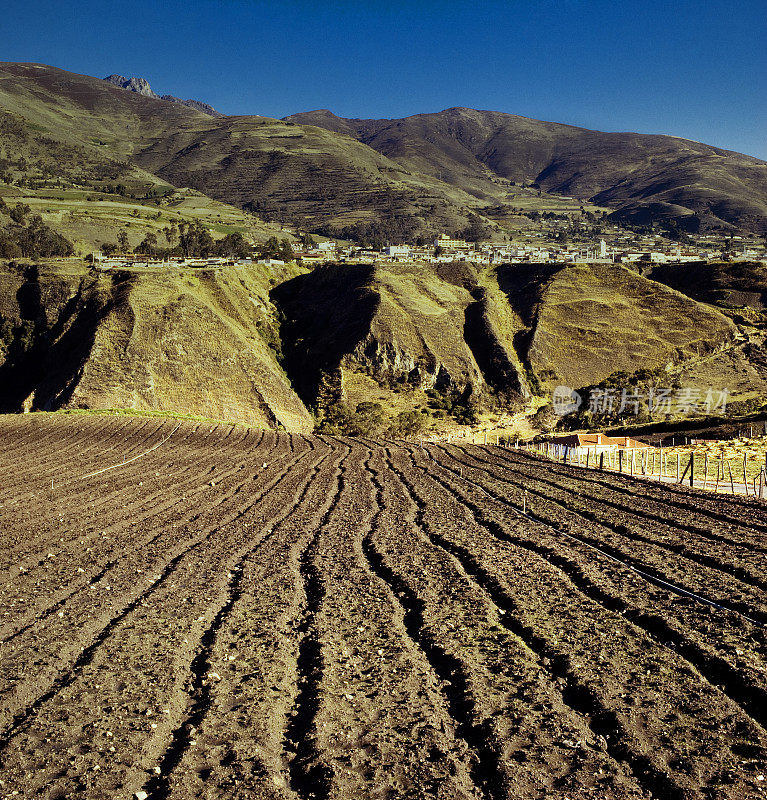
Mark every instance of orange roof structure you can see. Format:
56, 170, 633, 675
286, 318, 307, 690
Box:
552, 432, 651, 449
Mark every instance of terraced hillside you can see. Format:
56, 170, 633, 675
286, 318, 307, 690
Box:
285, 107, 767, 233
0, 63, 488, 241
0, 415, 765, 799
2, 64, 766, 237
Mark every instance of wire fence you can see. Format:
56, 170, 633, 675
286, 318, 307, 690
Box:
525, 440, 767, 499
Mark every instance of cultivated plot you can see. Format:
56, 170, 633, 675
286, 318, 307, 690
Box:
0, 416, 765, 799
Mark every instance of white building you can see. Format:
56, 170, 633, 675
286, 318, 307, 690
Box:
434, 233, 467, 250
384, 245, 411, 259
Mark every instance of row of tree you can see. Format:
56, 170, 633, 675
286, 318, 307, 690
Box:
0, 200, 74, 259
101, 222, 295, 262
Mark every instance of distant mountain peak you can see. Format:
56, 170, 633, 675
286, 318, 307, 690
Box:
102, 73, 222, 117
103, 74, 156, 97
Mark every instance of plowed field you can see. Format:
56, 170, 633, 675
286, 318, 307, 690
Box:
1, 416, 765, 800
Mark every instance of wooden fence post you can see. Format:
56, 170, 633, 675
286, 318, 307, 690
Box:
679, 455, 691, 485
703, 453, 708, 490
599, 452, 604, 471
728, 461, 736, 495
676, 454, 680, 482
689, 453, 694, 487
743, 455, 749, 497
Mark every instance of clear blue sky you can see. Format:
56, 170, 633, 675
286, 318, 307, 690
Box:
4, 0, 766, 158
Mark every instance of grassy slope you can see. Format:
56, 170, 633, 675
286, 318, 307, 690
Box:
0, 186, 298, 254
0, 64, 300, 250
0, 64, 492, 239
0, 261, 312, 430
647, 261, 767, 402
285, 107, 767, 232
523, 263, 737, 390
273, 260, 744, 432
135, 115, 490, 235
0, 256, 758, 433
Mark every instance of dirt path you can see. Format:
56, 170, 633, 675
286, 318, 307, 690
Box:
0, 417, 765, 799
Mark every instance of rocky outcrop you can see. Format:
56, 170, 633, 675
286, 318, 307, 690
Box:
103, 74, 157, 97
103, 74, 222, 116
273, 262, 529, 410
160, 95, 223, 117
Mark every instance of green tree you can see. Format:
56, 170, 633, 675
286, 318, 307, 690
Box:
216, 232, 249, 259
135, 231, 158, 255
389, 410, 427, 438
9, 203, 30, 224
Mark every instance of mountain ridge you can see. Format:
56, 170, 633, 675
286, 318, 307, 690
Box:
285, 107, 767, 233
103, 72, 223, 117
0, 63, 765, 238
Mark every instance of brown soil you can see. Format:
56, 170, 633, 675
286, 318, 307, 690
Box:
0, 415, 765, 799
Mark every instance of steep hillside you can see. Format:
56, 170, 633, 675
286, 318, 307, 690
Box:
0, 261, 312, 429
273, 261, 523, 410
0, 64, 490, 241
285, 107, 767, 233
496, 262, 738, 391
272, 261, 737, 420
0, 257, 749, 431
136, 116, 487, 238
5, 64, 765, 239
648, 261, 767, 311
644, 261, 767, 403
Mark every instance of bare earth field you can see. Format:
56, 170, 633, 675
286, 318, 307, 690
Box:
0, 415, 766, 800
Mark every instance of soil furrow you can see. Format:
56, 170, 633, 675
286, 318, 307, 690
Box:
406, 445, 767, 738
449, 445, 767, 586
386, 449, 688, 800
0, 443, 312, 737
0, 428, 286, 592
141, 445, 337, 800
432, 446, 767, 625
284, 448, 351, 800
361, 455, 509, 800
499, 449, 767, 554
508, 447, 767, 536
154, 439, 348, 799
2, 418, 765, 800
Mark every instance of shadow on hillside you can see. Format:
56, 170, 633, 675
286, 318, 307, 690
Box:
270, 264, 379, 408
462, 286, 526, 403
494, 263, 562, 370
0, 268, 122, 413
648, 261, 767, 310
